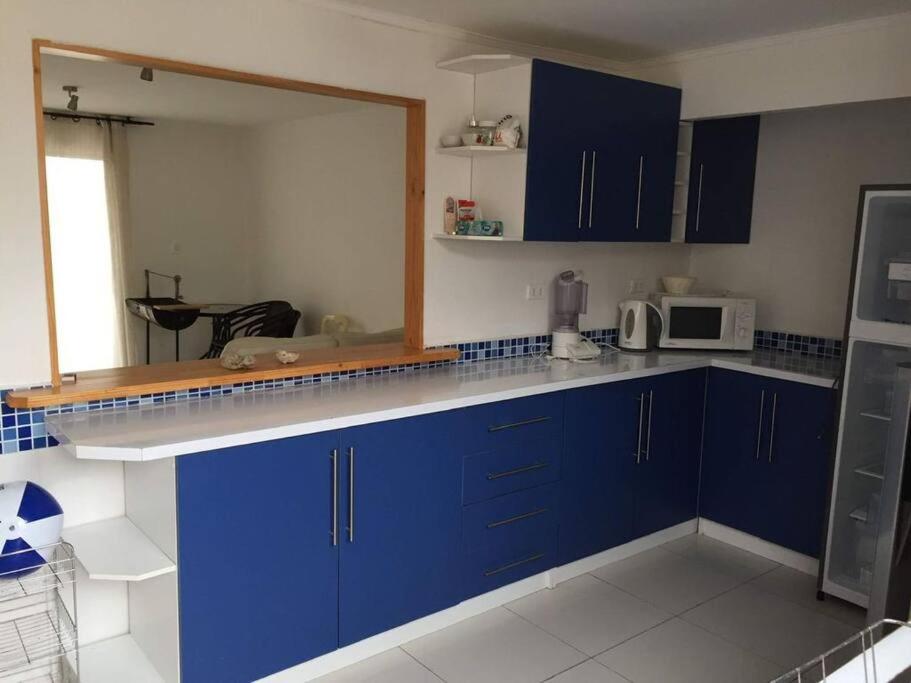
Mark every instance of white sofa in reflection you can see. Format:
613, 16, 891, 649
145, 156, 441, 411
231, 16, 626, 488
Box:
221, 327, 405, 357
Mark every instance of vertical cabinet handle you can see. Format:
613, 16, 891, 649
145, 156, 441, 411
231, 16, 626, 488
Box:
635, 155, 644, 230
635, 392, 645, 463
330, 448, 339, 547
644, 390, 654, 461
588, 151, 597, 228
694, 164, 704, 233
347, 446, 355, 543
767, 394, 778, 463
578, 151, 587, 229
754, 390, 766, 461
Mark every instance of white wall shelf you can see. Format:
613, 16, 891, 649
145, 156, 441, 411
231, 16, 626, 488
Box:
433, 234, 522, 242
63, 516, 176, 582
436, 54, 530, 74
79, 634, 164, 683
436, 145, 526, 158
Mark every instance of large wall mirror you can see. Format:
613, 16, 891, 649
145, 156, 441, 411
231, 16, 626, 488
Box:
33, 42, 425, 388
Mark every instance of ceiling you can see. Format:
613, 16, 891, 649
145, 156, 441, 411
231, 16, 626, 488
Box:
40, 54, 374, 126
341, 0, 911, 61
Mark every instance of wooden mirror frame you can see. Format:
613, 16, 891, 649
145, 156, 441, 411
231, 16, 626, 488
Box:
8, 39, 455, 409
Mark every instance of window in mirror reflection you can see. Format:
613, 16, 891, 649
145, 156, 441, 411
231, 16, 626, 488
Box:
41, 52, 406, 373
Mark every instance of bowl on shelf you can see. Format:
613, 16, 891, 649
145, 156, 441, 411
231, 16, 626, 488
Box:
440, 134, 462, 148
661, 276, 696, 295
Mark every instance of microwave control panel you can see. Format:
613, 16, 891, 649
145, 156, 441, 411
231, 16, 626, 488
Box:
733, 300, 756, 350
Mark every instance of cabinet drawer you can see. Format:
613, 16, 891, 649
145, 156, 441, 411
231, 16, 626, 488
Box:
462, 484, 559, 553
462, 438, 562, 504
461, 393, 564, 452
463, 530, 557, 598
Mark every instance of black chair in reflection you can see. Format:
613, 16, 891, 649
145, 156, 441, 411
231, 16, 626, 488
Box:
200, 301, 301, 359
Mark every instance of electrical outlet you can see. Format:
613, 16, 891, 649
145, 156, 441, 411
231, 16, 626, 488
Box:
525, 284, 545, 301
627, 278, 645, 295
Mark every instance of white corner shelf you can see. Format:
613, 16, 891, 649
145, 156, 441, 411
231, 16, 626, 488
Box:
63, 516, 175, 582
436, 54, 530, 74
79, 634, 164, 683
854, 461, 885, 480
437, 145, 527, 158
433, 233, 522, 242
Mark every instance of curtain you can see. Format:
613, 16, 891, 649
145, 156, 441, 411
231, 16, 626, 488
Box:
44, 118, 136, 366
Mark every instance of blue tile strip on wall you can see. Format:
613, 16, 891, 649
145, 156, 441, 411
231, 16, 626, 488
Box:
0, 327, 841, 455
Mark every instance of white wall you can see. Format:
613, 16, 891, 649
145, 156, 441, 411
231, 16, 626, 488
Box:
688, 98, 911, 338
245, 106, 405, 335
127, 119, 254, 362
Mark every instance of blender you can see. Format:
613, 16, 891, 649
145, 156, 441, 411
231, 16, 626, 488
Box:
551, 270, 600, 360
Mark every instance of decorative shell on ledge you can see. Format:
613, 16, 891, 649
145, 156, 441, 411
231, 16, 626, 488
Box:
275, 349, 300, 365
221, 352, 256, 370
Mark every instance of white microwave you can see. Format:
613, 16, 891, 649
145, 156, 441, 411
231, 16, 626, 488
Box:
652, 294, 756, 351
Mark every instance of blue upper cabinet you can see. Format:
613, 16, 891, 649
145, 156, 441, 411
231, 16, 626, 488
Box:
524, 60, 681, 243
337, 411, 464, 647
685, 115, 760, 243
176, 433, 341, 683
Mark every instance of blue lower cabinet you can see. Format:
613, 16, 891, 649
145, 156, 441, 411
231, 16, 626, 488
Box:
462, 438, 562, 504
701, 369, 834, 557
463, 527, 558, 597
176, 433, 340, 683
634, 370, 705, 537
559, 381, 643, 564
338, 412, 464, 646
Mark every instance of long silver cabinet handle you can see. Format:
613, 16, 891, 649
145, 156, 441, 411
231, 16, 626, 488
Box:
486, 507, 550, 529
487, 461, 548, 481
578, 151, 587, 229
645, 390, 654, 461
330, 448, 339, 547
635, 155, 644, 230
588, 151, 596, 228
767, 394, 778, 464
755, 390, 766, 461
347, 446, 355, 543
488, 416, 551, 432
484, 552, 545, 577
635, 392, 645, 463
695, 164, 704, 232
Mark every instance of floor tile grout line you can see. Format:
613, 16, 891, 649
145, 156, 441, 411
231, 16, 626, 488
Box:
668, 613, 790, 674
398, 645, 450, 682
501, 604, 593, 659
744, 570, 866, 630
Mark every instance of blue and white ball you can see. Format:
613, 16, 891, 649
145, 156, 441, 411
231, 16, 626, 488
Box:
0, 481, 64, 577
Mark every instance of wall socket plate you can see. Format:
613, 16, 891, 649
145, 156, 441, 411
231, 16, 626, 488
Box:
526, 284, 545, 300
627, 278, 647, 295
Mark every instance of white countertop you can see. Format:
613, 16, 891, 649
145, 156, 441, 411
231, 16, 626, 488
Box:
46, 349, 839, 462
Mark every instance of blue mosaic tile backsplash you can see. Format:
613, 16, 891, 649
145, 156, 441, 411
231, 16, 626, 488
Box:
0, 327, 842, 455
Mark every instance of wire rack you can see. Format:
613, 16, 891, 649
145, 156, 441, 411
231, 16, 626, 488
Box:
0, 543, 78, 683
773, 619, 911, 683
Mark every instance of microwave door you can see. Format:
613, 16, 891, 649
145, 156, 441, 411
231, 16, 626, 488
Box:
667, 305, 725, 346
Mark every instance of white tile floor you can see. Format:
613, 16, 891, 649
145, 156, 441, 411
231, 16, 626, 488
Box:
314, 534, 865, 683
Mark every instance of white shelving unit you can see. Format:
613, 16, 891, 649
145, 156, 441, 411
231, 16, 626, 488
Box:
436, 145, 526, 158
79, 634, 164, 683
63, 516, 175, 582
433, 233, 521, 242
435, 54, 531, 242
670, 121, 693, 242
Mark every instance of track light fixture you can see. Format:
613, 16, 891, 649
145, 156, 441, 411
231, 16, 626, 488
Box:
63, 85, 78, 112
140, 67, 153, 82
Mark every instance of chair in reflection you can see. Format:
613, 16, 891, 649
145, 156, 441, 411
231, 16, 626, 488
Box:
200, 301, 301, 359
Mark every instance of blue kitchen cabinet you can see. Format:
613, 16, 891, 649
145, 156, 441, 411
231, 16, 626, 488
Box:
337, 412, 464, 646
685, 115, 760, 243
176, 432, 340, 683
634, 369, 705, 536
524, 60, 681, 243
560, 380, 645, 564
700, 368, 834, 557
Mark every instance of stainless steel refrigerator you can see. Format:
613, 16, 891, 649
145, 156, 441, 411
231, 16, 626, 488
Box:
821, 185, 911, 621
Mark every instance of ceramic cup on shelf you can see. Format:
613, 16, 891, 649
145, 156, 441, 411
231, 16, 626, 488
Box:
440, 134, 462, 148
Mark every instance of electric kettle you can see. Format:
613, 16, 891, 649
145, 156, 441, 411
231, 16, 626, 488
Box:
618, 300, 663, 351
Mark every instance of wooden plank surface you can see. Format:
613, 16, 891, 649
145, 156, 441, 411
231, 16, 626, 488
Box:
6, 344, 459, 409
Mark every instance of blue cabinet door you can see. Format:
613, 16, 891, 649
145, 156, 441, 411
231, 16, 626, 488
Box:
560, 381, 643, 564
761, 379, 835, 557
634, 370, 704, 536
686, 115, 760, 243
338, 411, 463, 646
700, 368, 770, 534
176, 433, 340, 683
524, 60, 595, 242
